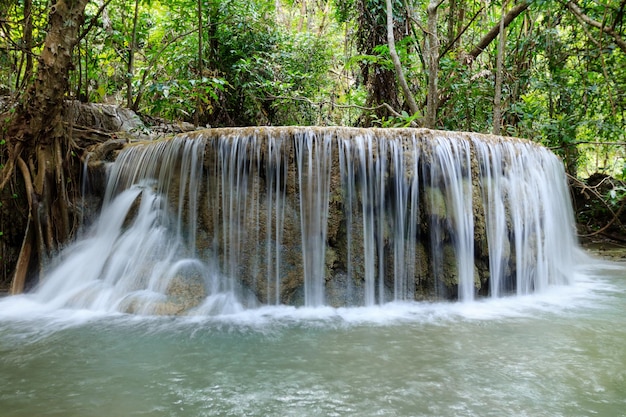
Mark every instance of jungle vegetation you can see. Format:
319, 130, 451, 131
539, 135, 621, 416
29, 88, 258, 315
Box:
0, 0, 625, 289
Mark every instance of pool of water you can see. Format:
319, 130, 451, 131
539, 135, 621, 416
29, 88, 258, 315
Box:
1, 261, 625, 417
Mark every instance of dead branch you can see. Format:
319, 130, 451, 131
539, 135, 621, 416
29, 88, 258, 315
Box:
568, 173, 626, 238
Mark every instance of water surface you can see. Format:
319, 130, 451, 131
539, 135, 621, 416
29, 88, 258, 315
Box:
1, 262, 624, 417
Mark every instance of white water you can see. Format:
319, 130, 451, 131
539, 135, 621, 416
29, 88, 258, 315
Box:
296, 130, 333, 306
430, 135, 475, 301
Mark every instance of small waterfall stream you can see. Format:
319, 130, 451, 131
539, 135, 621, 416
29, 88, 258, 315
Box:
33, 127, 580, 314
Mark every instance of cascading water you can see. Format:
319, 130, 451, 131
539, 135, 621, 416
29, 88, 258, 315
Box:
29, 127, 580, 314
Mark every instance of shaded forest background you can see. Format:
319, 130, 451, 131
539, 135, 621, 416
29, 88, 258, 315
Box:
1, 0, 625, 289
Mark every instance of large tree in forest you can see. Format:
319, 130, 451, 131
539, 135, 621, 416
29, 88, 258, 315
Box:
1, 0, 90, 293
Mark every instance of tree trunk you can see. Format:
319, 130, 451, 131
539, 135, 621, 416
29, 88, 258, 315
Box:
356, 0, 401, 124
127, 0, 140, 108
426, 0, 440, 128
195, 0, 203, 127
22, 0, 34, 89
298, 0, 307, 32
386, 0, 420, 118
493, 1, 507, 135
1, 0, 90, 293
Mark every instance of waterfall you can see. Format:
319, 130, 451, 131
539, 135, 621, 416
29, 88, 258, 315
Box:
295, 130, 333, 307
429, 135, 475, 302
30, 127, 580, 314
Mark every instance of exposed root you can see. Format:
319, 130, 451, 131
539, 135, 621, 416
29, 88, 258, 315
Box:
10, 157, 35, 294
10, 216, 33, 295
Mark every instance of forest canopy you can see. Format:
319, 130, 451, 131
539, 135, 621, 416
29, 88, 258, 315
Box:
0, 0, 624, 175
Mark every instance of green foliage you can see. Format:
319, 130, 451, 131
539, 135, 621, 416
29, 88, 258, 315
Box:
0, 0, 624, 174
606, 185, 626, 208
232, 30, 338, 125
144, 77, 229, 121
375, 111, 420, 128
334, 0, 356, 23
62, 0, 344, 126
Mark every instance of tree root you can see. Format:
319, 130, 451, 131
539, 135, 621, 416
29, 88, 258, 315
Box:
10, 157, 35, 294
10, 216, 33, 295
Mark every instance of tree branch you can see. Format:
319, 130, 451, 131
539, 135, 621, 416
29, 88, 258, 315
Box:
77, 0, 115, 43
568, 8, 617, 117
440, 6, 484, 59
466, 1, 530, 63
10, 156, 34, 295
565, 0, 626, 54
568, 173, 626, 238
613, 0, 626, 30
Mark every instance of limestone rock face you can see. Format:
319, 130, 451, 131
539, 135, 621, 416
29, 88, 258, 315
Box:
65, 101, 147, 135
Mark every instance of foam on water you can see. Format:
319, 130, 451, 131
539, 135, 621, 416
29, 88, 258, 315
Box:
0, 255, 615, 334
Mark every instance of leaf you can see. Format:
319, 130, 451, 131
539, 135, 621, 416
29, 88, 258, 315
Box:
96, 85, 106, 99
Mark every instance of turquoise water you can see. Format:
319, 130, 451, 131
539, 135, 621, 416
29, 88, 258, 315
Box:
1, 262, 625, 417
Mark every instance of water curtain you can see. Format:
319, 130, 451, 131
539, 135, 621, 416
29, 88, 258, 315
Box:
34, 127, 578, 314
